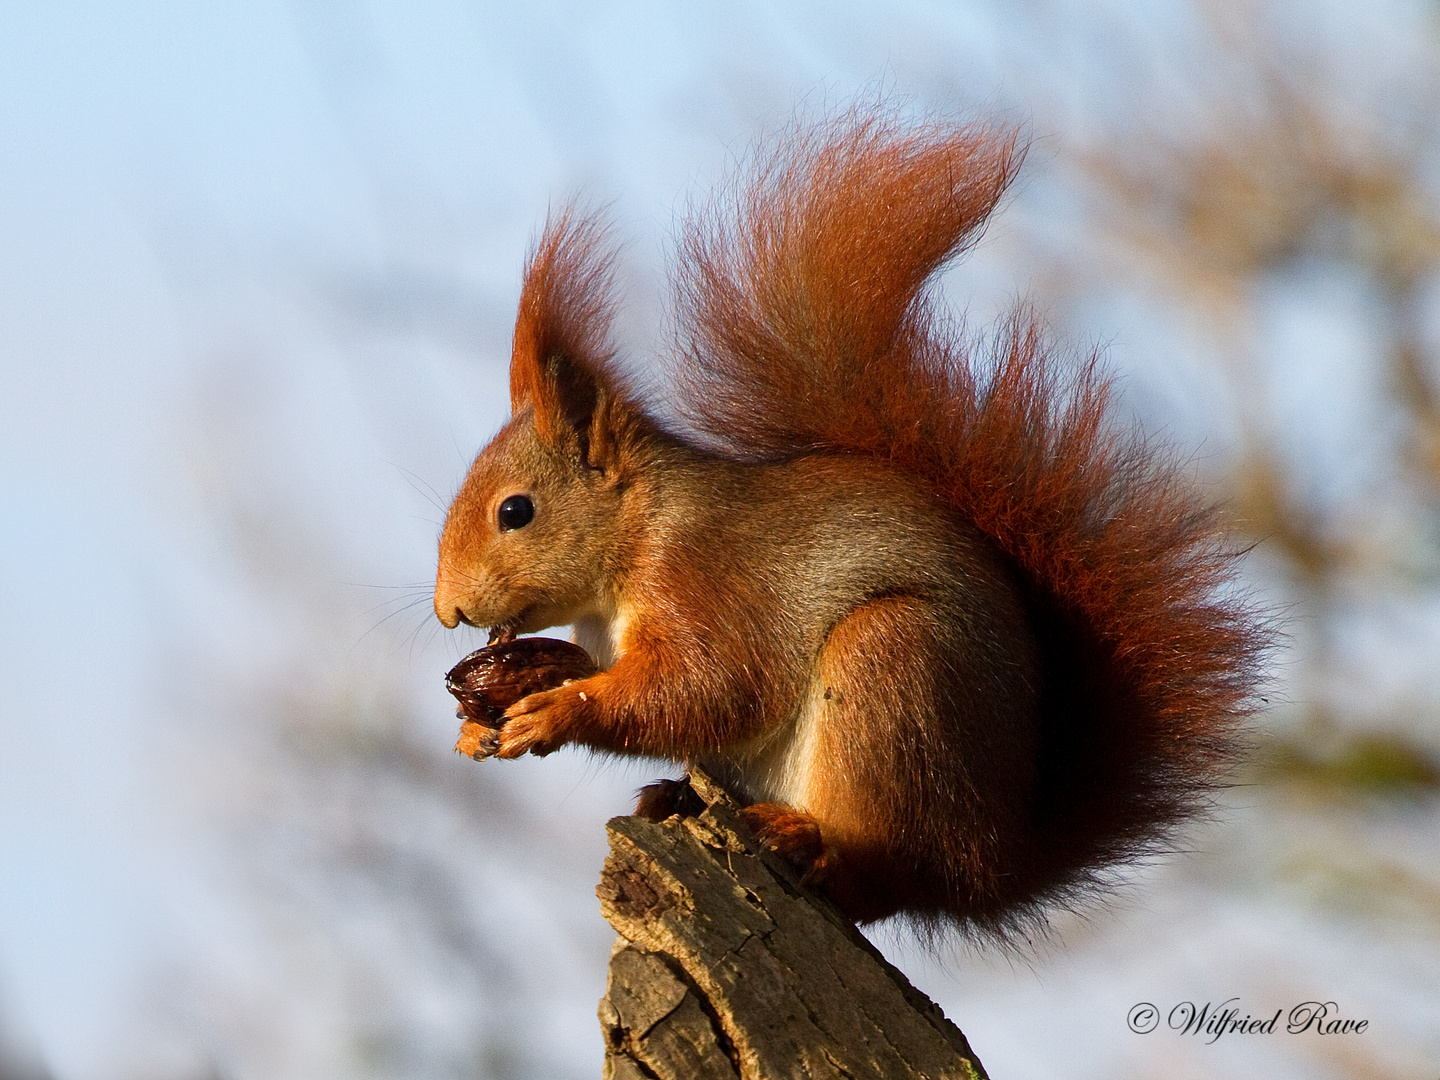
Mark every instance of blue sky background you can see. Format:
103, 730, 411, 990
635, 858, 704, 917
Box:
3, 2, 1438, 1078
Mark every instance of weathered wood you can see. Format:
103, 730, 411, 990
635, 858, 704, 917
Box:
596, 770, 990, 1080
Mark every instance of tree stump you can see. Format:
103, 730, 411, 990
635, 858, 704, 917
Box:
595, 770, 990, 1080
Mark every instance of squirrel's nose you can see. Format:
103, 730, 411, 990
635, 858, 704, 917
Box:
435, 599, 480, 628
434, 576, 469, 628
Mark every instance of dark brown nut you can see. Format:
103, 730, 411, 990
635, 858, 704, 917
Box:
445, 637, 598, 756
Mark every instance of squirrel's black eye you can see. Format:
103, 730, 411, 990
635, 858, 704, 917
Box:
497, 494, 534, 531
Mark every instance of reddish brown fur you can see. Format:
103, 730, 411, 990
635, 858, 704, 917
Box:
668, 113, 1266, 929
434, 109, 1267, 938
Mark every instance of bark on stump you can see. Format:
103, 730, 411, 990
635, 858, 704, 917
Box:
595, 770, 990, 1080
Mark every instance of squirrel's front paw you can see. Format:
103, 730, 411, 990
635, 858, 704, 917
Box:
494, 685, 590, 758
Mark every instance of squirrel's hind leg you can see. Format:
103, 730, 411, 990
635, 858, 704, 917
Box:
744, 594, 961, 923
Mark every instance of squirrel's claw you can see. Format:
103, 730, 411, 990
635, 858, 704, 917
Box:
455, 719, 501, 759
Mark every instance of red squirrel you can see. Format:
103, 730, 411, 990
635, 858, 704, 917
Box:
433, 112, 1266, 935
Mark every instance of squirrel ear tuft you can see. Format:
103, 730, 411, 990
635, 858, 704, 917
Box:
509, 208, 629, 466
509, 208, 614, 419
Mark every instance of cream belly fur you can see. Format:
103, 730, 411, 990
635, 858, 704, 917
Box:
571, 607, 628, 673
701, 676, 830, 811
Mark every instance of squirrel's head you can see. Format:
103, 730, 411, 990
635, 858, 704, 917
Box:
434, 210, 648, 637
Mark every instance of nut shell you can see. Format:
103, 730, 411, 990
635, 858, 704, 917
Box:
445, 637, 598, 758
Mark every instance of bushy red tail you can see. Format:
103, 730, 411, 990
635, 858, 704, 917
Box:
671, 110, 1268, 920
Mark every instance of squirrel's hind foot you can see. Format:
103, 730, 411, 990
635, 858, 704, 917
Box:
740, 802, 834, 881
